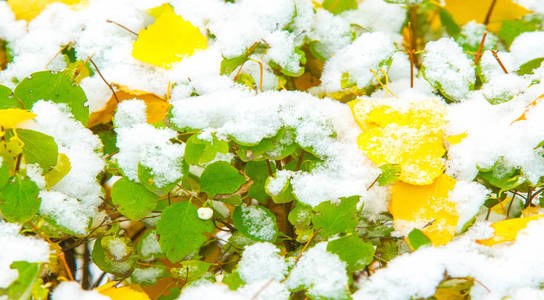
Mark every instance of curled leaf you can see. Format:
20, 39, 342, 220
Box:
0, 109, 36, 129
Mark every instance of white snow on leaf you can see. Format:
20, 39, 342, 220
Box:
237, 243, 288, 284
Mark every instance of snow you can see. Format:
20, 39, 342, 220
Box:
197, 207, 214, 220
354, 218, 544, 299
170, 90, 385, 208
320, 32, 397, 92
266, 170, 293, 196
237, 205, 277, 241
114, 100, 185, 188
0, 222, 50, 288
422, 38, 475, 100
285, 242, 348, 299
237, 243, 288, 284
52, 281, 110, 300
510, 31, 544, 69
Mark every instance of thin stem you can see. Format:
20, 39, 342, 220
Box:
295, 150, 305, 171
81, 242, 91, 289
474, 32, 487, 65
506, 191, 517, 218
483, 0, 498, 25
367, 174, 381, 191
265, 160, 273, 176
88, 57, 120, 103
491, 50, 508, 74
106, 20, 139, 36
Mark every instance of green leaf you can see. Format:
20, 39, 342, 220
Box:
91, 237, 135, 276
265, 174, 294, 204
288, 201, 312, 228
16, 129, 58, 173
136, 230, 163, 260
171, 260, 211, 283
223, 271, 244, 290
407, 228, 431, 251
6, 261, 41, 300
101, 236, 133, 262
111, 177, 159, 220
313, 196, 359, 236
377, 164, 401, 186
439, 7, 460, 36
184, 134, 228, 165
0, 176, 40, 223
14, 71, 89, 125
516, 57, 544, 76
236, 128, 297, 162
499, 19, 538, 47
309, 41, 331, 61
157, 288, 181, 300
0, 85, 18, 109
327, 235, 374, 272
131, 266, 166, 286
477, 157, 525, 190
138, 163, 184, 195
156, 201, 214, 262
200, 161, 246, 197
245, 161, 274, 203
0, 157, 9, 189
221, 53, 248, 75
43, 153, 71, 189
322, 0, 357, 15
233, 204, 278, 242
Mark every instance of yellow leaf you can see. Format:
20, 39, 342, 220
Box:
349, 98, 447, 185
390, 174, 458, 246
96, 282, 150, 300
0, 109, 36, 129
445, 132, 467, 145
477, 214, 544, 246
87, 84, 170, 128
7, 0, 85, 21
132, 5, 207, 69
443, 0, 531, 32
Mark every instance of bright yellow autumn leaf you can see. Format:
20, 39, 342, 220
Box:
349, 98, 447, 185
7, 0, 85, 21
390, 174, 458, 246
0, 109, 37, 129
132, 5, 207, 69
443, 0, 531, 32
87, 84, 170, 128
477, 214, 544, 246
96, 281, 150, 300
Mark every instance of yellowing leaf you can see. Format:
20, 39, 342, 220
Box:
0, 109, 36, 129
477, 214, 544, 246
445, 132, 467, 145
512, 93, 544, 124
390, 174, 458, 246
96, 282, 150, 300
7, 0, 85, 21
132, 5, 207, 69
349, 98, 447, 185
443, 0, 531, 32
87, 84, 170, 128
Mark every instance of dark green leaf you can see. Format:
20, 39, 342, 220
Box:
439, 8, 460, 36
322, 0, 357, 15
407, 228, 431, 251
377, 164, 401, 186
156, 201, 214, 262
14, 71, 89, 125
16, 129, 58, 173
200, 161, 246, 197
171, 260, 210, 283
111, 177, 159, 220
517, 57, 544, 75
0, 176, 40, 223
6, 261, 41, 300
327, 235, 374, 272
233, 204, 278, 242
91, 237, 135, 276
245, 161, 274, 203
0, 158, 8, 189
313, 196, 359, 236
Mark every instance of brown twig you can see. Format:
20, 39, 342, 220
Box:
294, 150, 305, 171
283, 229, 320, 282
106, 20, 139, 36
474, 32, 487, 65
407, 21, 415, 88
483, 0, 498, 26
45, 42, 72, 68
88, 57, 120, 103
491, 50, 508, 74
265, 160, 274, 176
251, 279, 274, 300
367, 174, 381, 191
